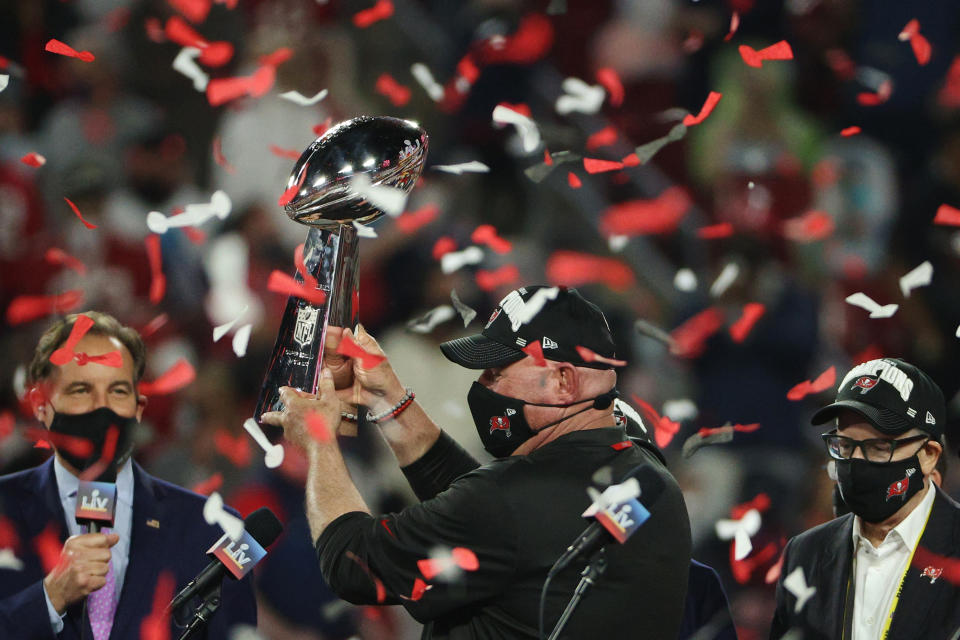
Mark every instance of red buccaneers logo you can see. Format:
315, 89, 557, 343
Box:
485, 308, 502, 329
852, 376, 879, 394
886, 476, 910, 501
489, 416, 512, 437
922, 566, 943, 584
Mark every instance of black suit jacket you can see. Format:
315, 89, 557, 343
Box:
770, 486, 960, 640
0, 459, 257, 639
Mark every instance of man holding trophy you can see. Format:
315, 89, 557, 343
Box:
259, 118, 692, 639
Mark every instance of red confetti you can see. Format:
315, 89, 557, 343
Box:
477, 14, 553, 66
50, 314, 94, 365
840, 126, 861, 137
470, 224, 512, 254
409, 577, 429, 601
140, 571, 175, 640
521, 341, 547, 367
724, 12, 740, 42
938, 56, 960, 108
165, 16, 233, 67
900, 20, 932, 66
336, 333, 386, 369
306, 411, 333, 443
267, 270, 327, 306
583, 157, 624, 174
269, 144, 301, 160
731, 541, 779, 584
611, 441, 632, 451
144, 17, 165, 43
353, 0, 394, 28
697, 222, 735, 239
786, 365, 836, 401
852, 344, 883, 365
857, 80, 892, 106
933, 204, 960, 226
278, 166, 308, 207
44, 247, 87, 275
211, 136, 235, 174
765, 549, 785, 584
545, 251, 634, 291
44, 39, 95, 63
783, 210, 835, 242
732, 493, 771, 519
670, 307, 724, 358
738, 41, 793, 68
6, 290, 84, 326
599, 187, 691, 236
575, 346, 626, 367
621, 153, 640, 167
33, 524, 63, 574
24, 427, 94, 459
139, 358, 196, 396
683, 91, 722, 126
543, 149, 554, 165
631, 394, 681, 448
20, 152, 46, 168
145, 235, 166, 304
595, 67, 623, 107
206, 64, 277, 106
475, 265, 520, 292
0, 515, 19, 553
259, 47, 293, 68
168, 0, 211, 24
417, 547, 479, 579
0, 411, 14, 446
825, 48, 857, 81
213, 429, 251, 467
380, 518, 395, 537
567, 172, 582, 189
586, 126, 618, 151
346, 550, 387, 603
313, 117, 333, 138
432, 236, 457, 260
140, 313, 169, 338
190, 472, 223, 496
375, 73, 411, 107
729, 303, 766, 343
697, 423, 761, 438
396, 204, 440, 234
105, 7, 131, 32
496, 102, 532, 118
64, 197, 97, 229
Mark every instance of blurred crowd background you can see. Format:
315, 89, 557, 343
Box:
3, 0, 960, 638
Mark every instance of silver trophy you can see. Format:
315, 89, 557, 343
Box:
255, 116, 428, 432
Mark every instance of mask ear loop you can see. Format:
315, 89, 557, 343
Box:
529, 388, 620, 433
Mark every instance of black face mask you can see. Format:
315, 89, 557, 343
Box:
48, 407, 136, 481
835, 455, 925, 523
467, 382, 617, 458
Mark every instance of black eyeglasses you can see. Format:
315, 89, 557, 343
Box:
820, 431, 929, 464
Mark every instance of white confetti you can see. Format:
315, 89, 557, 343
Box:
899, 260, 933, 298
0, 75, 8, 93
203, 492, 244, 541
173, 47, 209, 92
440, 246, 484, 274
213, 304, 249, 342
608, 234, 629, 253
148, 190, 231, 234
243, 418, 284, 469
555, 77, 606, 115
407, 305, 457, 333
674, 268, 697, 292
783, 567, 817, 613
663, 399, 698, 422
710, 263, 739, 298
350, 173, 408, 217
279, 89, 328, 106
956, 324, 960, 339
0, 549, 23, 571
432, 161, 491, 175
353, 221, 378, 238
715, 508, 761, 560
492, 105, 541, 153
411, 63, 444, 101
232, 323, 252, 357
845, 292, 899, 319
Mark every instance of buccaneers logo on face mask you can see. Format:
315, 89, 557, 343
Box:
489, 416, 512, 437
885, 468, 915, 501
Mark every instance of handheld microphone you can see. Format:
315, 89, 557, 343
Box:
549, 465, 665, 577
169, 507, 283, 615
75, 473, 118, 534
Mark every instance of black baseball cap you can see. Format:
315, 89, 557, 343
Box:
811, 358, 945, 439
440, 285, 619, 370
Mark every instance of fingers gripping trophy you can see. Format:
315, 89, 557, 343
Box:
255, 116, 428, 434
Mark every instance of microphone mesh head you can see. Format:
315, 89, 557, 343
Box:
244, 507, 283, 547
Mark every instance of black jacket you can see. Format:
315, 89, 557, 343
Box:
317, 427, 692, 639
770, 486, 960, 640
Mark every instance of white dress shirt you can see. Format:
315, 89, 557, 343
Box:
850, 481, 936, 640
42, 458, 134, 634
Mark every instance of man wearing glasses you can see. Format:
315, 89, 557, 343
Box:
770, 358, 960, 639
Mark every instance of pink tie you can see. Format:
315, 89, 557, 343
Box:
87, 533, 117, 640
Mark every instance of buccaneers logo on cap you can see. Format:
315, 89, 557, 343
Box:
852, 376, 879, 394
886, 476, 910, 501
485, 307, 502, 329
489, 416, 512, 437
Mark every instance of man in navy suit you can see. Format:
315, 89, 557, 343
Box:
0, 311, 257, 639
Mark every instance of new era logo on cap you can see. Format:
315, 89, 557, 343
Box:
543, 337, 558, 349
926, 411, 936, 425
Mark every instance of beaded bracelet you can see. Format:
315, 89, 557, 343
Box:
341, 389, 415, 424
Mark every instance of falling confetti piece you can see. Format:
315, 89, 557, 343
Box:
353, 0, 394, 28
634, 123, 688, 165
783, 567, 817, 613
20, 152, 45, 167
674, 268, 697, 292
432, 161, 490, 175
278, 166, 308, 207
671, 307, 724, 358
0, 75, 8, 93
631, 394, 681, 448
492, 105, 541, 153
555, 77, 606, 115
845, 292, 899, 319
417, 547, 479, 580
32, 524, 62, 574
524, 150, 580, 183
546, 251, 634, 291
232, 324, 252, 357
44, 39, 95, 62
450, 289, 477, 327
933, 204, 960, 226
279, 89, 328, 106
147, 191, 231, 234
586, 126, 618, 151
683, 91, 722, 126
269, 144, 301, 160
242, 418, 284, 468
715, 508, 761, 560
50, 315, 95, 365
840, 126, 861, 137
729, 303, 765, 343
476, 264, 520, 292
600, 187, 691, 236
6, 290, 84, 326
407, 305, 457, 334
441, 246, 484, 274
395, 204, 439, 234
190, 472, 223, 495
521, 341, 547, 367
64, 197, 97, 229
576, 346, 626, 367
145, 235, 166, 304
411, 62, 444, 101
44, 247, 86, 275
738, 41, 794, 68
213, 429, 252, 467
212, 136, 235, 174
787, 366, 836, 401
203, 491, 244, 540
783, 210, 835, 242
140, 572, 175, 640
375, 73, 410, 106
724, 12, 740, 42
432, 236, 457, 260
471, 224, 512, 254
857, 80, 893, 106
139, 359, 196, 396
899, 19, 932, 66
168, 0, 211, 23
697, 222, 734, 239
899, 261, 933, 297
337, 333, 386, 369
595, 67, 623, 107
267, 270, 327, 306
567, 172, 581, 188
583, 157, 624, 174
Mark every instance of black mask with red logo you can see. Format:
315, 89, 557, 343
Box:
467, 382, 617, 458
835, 455, 925, 523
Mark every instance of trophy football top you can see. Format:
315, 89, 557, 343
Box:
283, 115, 429, 229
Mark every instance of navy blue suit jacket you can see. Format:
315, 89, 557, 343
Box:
0, 459, 257, 639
